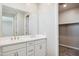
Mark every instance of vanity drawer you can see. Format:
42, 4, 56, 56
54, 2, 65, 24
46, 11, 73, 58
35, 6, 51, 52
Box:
27, 41, 34, 46
2, 43, 26, 52
35, 39, 46, 45
27, 46, 34, 56
35, 40, 41, 45
2, 48, 26, 56
35, 43, 46, 56
2, 50, 17, 56
41, 39, 46, 43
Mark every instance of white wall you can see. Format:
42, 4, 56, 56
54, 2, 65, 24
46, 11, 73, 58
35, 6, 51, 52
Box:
15, 3, 58, 56
2, 3, 26, 12
38, 3, 58, 56
25, 3, 38, 35
59, 8, 79, 24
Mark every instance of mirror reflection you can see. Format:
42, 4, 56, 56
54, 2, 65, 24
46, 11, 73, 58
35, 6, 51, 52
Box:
1, 5, 29, 37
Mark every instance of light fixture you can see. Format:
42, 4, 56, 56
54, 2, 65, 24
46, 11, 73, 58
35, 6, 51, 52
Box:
63, 4, 67, 7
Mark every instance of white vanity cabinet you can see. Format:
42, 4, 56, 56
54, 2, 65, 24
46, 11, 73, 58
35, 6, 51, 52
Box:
26, 39, 47, 56
26, 41, 34, 56
0, 36, 47, 56
3, 51, 17, 56
2, 48, 26, 56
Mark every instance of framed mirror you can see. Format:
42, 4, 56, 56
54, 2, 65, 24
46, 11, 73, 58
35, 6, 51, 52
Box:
1, 5, 29, 37
2, 5, 17, 37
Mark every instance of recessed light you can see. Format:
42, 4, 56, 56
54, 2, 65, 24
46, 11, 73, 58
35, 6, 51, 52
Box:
63, 4, 67, 7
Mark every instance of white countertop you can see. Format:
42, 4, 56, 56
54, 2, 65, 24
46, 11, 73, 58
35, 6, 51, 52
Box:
0, 35, 46, 47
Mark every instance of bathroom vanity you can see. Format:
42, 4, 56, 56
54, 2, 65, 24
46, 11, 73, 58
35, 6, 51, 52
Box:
0, 5, 47, 56
0, 35, 47, 56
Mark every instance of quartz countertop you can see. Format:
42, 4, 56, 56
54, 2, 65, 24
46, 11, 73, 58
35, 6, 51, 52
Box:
0, 35, 46, 47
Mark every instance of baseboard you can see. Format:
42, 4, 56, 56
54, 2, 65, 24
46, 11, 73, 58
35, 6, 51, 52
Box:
59, 44, 79, 51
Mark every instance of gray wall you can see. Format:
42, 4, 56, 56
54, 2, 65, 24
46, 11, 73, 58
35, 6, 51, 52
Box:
59, 24, 79, 49
59, 8, 79, 24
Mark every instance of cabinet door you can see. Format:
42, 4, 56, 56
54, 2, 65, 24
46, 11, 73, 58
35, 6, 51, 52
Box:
2, 48, 26, 56
17, 48, 26, 56
27, 46, 34, 56
35, 42, 46, 56
2, 50, 17, 56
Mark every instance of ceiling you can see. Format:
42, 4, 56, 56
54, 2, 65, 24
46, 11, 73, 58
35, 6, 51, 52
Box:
59, 3, 79, 12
